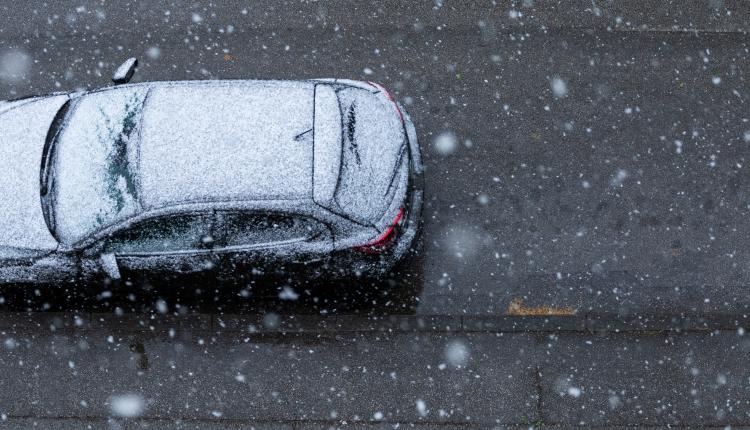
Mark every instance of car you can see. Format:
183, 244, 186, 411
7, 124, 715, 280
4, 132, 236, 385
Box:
0, 59, 423, 287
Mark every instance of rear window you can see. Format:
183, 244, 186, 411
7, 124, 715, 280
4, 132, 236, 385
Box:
333, 87, 406, 225
214, 212, 323, 249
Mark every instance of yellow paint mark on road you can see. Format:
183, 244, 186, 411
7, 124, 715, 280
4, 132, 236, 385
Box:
506, 298, 576, 316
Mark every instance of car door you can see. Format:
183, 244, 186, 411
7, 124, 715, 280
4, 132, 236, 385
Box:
212, 211, 333, 283
97, 212, 217, 283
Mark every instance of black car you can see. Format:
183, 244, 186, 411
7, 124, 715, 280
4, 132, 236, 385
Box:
0, 67, 423, 286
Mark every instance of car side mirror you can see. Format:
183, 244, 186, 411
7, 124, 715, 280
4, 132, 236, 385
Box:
112, 57, 138, 85
99, 253, 121, 279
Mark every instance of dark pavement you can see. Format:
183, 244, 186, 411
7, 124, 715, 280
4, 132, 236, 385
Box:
1, 1, 750, 428
1, 312, 750, 428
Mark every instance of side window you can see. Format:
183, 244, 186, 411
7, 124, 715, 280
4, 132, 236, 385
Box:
104, 214, 210, 254
215, 212, 323, 249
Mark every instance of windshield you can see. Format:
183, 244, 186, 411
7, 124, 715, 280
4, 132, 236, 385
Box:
40, 98, 72, 241
46, 86, 148, 244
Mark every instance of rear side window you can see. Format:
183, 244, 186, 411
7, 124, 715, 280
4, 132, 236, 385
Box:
214, 212, 323, 249
104, 214, 211, 254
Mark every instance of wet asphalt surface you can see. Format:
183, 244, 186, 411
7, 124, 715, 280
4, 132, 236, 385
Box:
1, 1, 750, 428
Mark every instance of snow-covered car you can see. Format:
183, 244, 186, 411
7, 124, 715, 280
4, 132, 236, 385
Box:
0, 65, 423, 286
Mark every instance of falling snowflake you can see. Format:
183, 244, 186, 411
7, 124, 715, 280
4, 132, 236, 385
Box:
433, 131, 458, 155
110, 394, 145, 418
0, 49, 31, 84
444, 339, 470, 368
550, 77, 568, 98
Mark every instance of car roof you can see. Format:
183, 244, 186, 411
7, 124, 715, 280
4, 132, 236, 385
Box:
137, 80, 317, 209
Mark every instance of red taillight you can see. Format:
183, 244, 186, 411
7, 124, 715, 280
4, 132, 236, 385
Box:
355, 207, 405, 254
367, 81, 405, 124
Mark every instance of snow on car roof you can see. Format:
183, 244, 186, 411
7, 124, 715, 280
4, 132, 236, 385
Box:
138, 81, 315, 209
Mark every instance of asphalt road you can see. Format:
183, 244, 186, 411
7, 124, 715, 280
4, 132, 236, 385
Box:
1, 1, 750, 428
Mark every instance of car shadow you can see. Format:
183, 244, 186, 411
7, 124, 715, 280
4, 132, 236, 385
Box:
0, 253, 425, 316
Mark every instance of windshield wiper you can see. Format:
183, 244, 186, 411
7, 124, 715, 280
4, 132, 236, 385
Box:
345, 102, 361, 164
40, 98, 72, 241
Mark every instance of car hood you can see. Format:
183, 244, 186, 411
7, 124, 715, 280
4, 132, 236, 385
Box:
0, 95, 68, 252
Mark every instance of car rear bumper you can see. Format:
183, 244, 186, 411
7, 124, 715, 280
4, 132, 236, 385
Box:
342, 105, 423, 277
298, 99, 423, 280
391, 108, 423, 261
